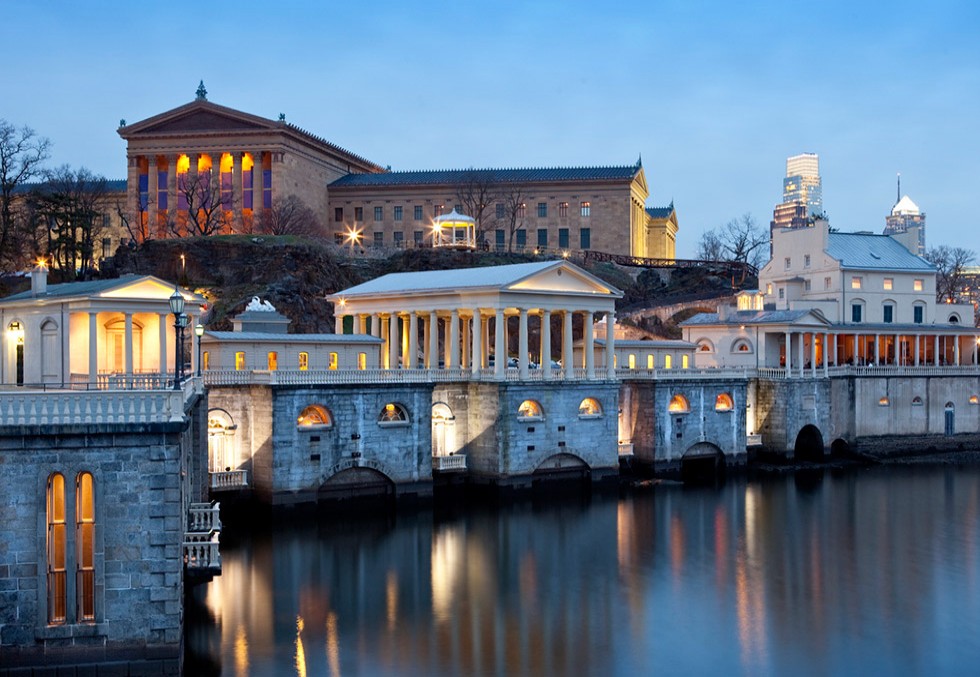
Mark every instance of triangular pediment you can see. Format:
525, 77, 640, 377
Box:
141, 109, 269, 134
632, 166, 648, 195
508, 263, 621, 296
99, 277, 204, 303
119, 101, 276, 138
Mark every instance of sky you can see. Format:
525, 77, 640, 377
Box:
4, 0, 979, 258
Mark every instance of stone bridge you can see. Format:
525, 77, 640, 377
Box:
624, 294, 737, 324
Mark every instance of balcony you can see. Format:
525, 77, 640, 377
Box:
209, 470, 249, 491
432, 454, 467, 472
184, 501, 221, 576
618, 443, 634, 457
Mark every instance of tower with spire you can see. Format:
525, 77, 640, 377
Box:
883, 173, 926, 255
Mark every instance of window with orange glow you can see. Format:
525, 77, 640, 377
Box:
47, 473, 67, 624
358, 352, 367, 370
578, 397, 602, 417
715, 393, 734, 412
668, 394, 690, 413
517, 399, 543, 420
235, 352, 245, 370
299, 352, 309, 370
297, 404, 332, 428
267, 352, 278, 371
76, 472, 95, 622
378, 402, 409, 424
329, 352, 339, 370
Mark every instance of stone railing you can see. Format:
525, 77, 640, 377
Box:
185, 501, 221, 573
618, 443, 635, 456
188, 501, 222, 532
433, 454, 467, 471
204, 367, 606, 386
746, 434, 763, 447
210, 470, 248, 490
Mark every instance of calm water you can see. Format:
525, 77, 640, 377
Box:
186, 465, 980, 676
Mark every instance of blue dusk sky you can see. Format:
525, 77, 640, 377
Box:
4, 1, 979, 258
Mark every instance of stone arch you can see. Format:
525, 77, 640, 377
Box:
533, 452, 590, 477
794, 424, 825, 462
830, 438, 851, 458
431, 401, 456, 457
695, 338, 714, 353
207, 408, 238, 473
681, 442, 726, 482
318, 465, 396, 502
730, 338, 753, 354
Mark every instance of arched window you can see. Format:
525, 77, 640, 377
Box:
911, 396, 923, 406
731, 339, 753, 354
647, 354, 655, 369
696, 339, 714, 353
715, 393, 733, 412
681, 355, 690, 369
664, 354, 673, 369
379, 402, 409, 425
76, 472, 95, 622
202, 351, 210, 371
627, 354, 636, 369
208, 409, 238, 472
47, 472, 67, 624
948, 314, 960, 324
878, 396, 890, 406
517, 399, 544, 420
970, 395, 979, 405
298, 404, 333, 428
579, 398, 602, 417
668, 394, 690, 413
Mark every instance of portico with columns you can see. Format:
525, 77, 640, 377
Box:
329, 260, 622, 381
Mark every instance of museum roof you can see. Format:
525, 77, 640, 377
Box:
329, 163, 643, 188
12, 178, 127, 195
645, 204, 674, 219
827, 232, 934, 272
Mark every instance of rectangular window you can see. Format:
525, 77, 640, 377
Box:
559, 202, 569, 218
516, 229, 527, 249
358, 352, 367, 370
824, 277, 832, 289
220, 168, 232, 210
914, 279, 923, 291
202, 351, 209, 371
558, 228, 569, 249
537, 228, 548, 247
495, 230, 505, 250
766, 283, 773, 295
883, 305, 894, 323
262, 169, 272, 209
158, 170, 168, 211
682, 355, 689, 369
138, 173, 148, 210
664, 354, 673, 369
76, 473, 95, 623
580, 228, 591, 249
374, 206, 383, 221
518, 203, 526, 218
354, 207, 363, 222
47, 473, 67, 624
884, 277, 893, 290
784, 257, 791, 270
434, 204, 444, 217
414, 230, 423, 245
267, 352, 278, 371
334, 232, 345, 245
804, 254, 811, 268
778, 288, 785, 299
414, 205, 423, 220
852, 304, 862, 322
235, 352, 245, 370
496, 203, 505, 219
242, 165, 252, 210
329, 352, 338, 370
647, 354, 654, 369
851, 276, 862, 289
537, 202, 547, 218
628, 354, 636, 369
393, 231, 404, 246
394, 206, 403, 221
334, 207, 343, 223
373, 232, 383, 246
299, 352, 309, 370
914, 306, 924, 324
580, 201, 591, 217
804, 279, 811, 291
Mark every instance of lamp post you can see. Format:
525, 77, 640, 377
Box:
169, 285, 185, 390
195, 323, 204, 376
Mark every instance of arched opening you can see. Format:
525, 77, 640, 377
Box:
378, 402, 409, 425
532, 453, 590, 485
830, 438, 851, 458
207, 409, 238, 474
431, 402, 456, 457
794, 424, 825, 462
318, 467, 395, 502
731, 339, 753, 354
578, 397, 602, 417
945, 402, 955, 436
668, 394, 690, 413
517, 399, 544, 420
40, 319, 59, 384
104, 318, 143, 373
298, 404, 332, 429
715, 393, 733, 412
681, 442, 726, 483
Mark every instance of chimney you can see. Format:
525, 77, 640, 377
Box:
31, 261, 48, 296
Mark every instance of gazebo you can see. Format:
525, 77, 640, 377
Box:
432, 209, 476, 249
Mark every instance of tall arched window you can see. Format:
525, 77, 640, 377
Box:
47, 473, 67, 624
76, 472, 95, 622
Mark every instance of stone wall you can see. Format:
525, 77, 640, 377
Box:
753, 378, 832, 456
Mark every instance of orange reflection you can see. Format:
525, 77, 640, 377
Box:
386, 570, 399, 631
295, 616, 307, 677
234, 624, 249, 677
326, 612, 341, 677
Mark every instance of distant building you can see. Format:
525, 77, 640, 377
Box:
884, 193, 926, 256
770, 152, 823, 234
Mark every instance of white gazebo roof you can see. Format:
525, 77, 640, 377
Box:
433, 208, 475, 225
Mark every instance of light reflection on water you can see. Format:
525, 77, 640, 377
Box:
187, 465, 980, 676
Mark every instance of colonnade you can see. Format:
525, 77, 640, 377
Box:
80, 310, 201, 381
336, 307, 617, 380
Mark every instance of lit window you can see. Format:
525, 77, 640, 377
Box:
914, 279, 923, 291
681, 355, 689, 368
668, 394, 690, 413
579, 397, 602, 417
580, 201, 591, 217
299, 352, 309, 370
297, 404, 332, 428
879, 397, 890, 406
47, 473, 67, 624
697, 340, 713, 352
202, 351, 210, 371
517, 399, 543, 420
628, 354, 636, 369
379, 402, 409, 424
559, 202, 568, 218
970, 395, 979, 405
733, 340, 752, 353
884, 278, 893, 290
664, 354, 672, 369
647, 354, 654, 369
267, 352, 278, 371
851, 277, 862, 289
76, 472, 95, 622
358, 352, 367, 370
235, 352, 245, 370
517, 203, 526, 218
715, 393, 733, 412
329, 352, 338, 370
766, 283, 773, 295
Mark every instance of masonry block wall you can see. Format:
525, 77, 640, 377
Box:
0, 422, 190, 669
754, 378, 833, 456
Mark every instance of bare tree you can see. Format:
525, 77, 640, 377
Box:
172, 168, 226, 237
262, 195, 322, 236
698, 213, 767, 282
499, 184, 526, 252
454, 170, 498, 244
0, 120, 51, 268
695, 229, 725, 261
28, 166, 110, 280
924, 245, 976, 303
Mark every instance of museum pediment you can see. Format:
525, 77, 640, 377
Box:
119, 101, 276, 139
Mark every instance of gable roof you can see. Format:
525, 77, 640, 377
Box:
680, 309, 831, 327
0, 275, 203, 305
645, 204, 675, 219
333, 260, 622, 298
329, 163, 643, 188
827, 232, 934, 272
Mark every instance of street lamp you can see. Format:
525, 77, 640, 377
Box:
195, 323, 204, 376
169, 285, 185, 390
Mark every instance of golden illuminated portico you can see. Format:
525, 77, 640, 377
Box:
330, 260, 623, 381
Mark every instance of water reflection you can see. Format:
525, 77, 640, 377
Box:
189, 466, 980, 675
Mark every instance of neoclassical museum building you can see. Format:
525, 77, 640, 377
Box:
116, 86, 678, 259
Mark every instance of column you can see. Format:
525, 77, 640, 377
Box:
147, 157, 158, 234
811, 333, 817, 378
934, 335, 940, 366
188, 313, 197, 376
388, 313, 399, 369
797, 331, 804, 377
974, 335, 978, 366
371, 314, 381, 338
541, 310, 552, 381
124, 312, 134, 376
563, 310, 574, 380
408, 313, 418, 369
955, 335, 961, 365
874, 333, 880, 365
832, 334, 838, 367
823, 333, 829, 376
481, 315, 489, 367
584, 311, 595, 379
126, 155, 140, 233
518, 308, 529, 380
449, 310, 460, 369
335, 313, 344, 334
494, 309, 506, 379
252, 151, 264, 222
89, 312, 99, 382
158, 313, 169, 377
471, 311, 482, 377
461, 314, 470, 369
429, 311, 439, 370
381, 316, 389, 368
605, 310, 616, 379
358, 314, 368, 334
232, 152, 243, 230
785, 331, 791, 377
401, 316, 410, 369
914, 334, 920, 366
167, 155, 178, 233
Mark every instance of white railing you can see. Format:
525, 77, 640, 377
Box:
618, 443, 634, 456
210, 470, 248, 490
188, 501, 222, 533
747, 434, 763, 446
183, 535, 221, 571
432, 455, 467, 471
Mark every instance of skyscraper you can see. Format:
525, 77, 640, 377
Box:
884, 174, 926, 255
771, 152, 823, 232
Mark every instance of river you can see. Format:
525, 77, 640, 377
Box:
185, 464, 980, 676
